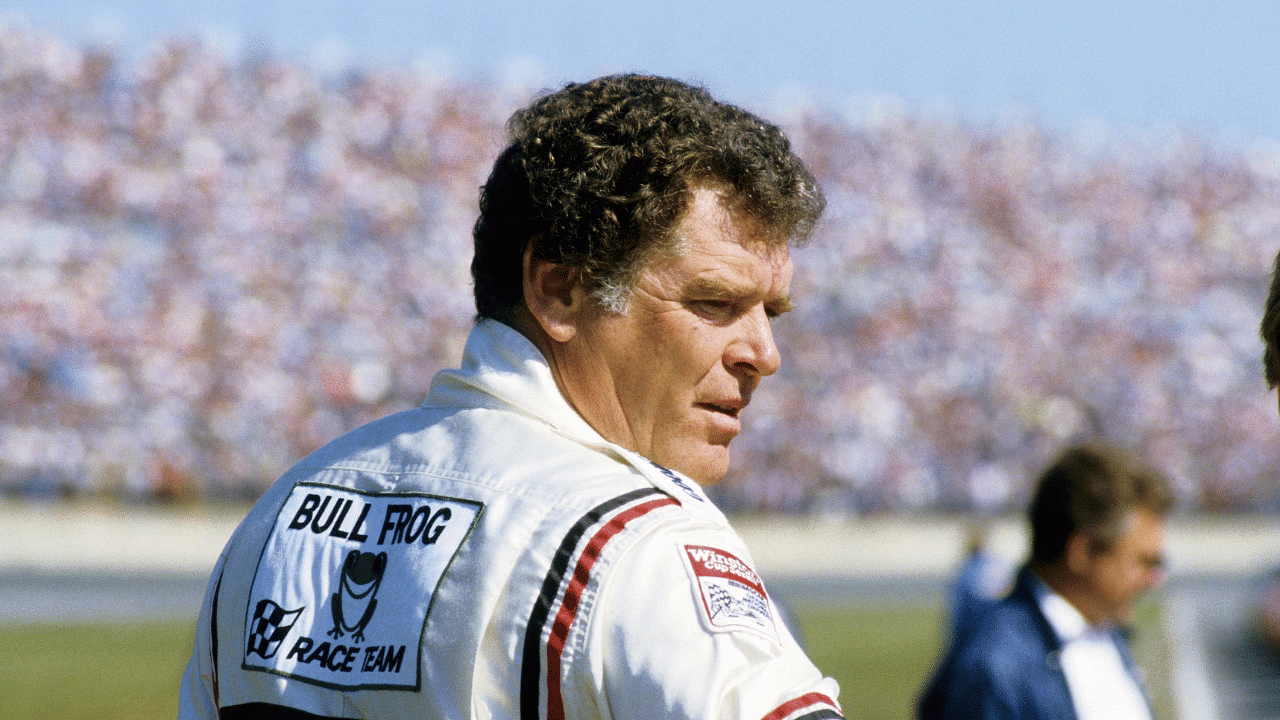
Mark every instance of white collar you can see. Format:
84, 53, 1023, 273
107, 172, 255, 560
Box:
427, 319, 608, 445
1029, 572, 1104, 644
426, 319, 716, 508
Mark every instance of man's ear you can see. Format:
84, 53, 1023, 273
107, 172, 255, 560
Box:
1064, 531, 1096, 577
522, 244, 585, 343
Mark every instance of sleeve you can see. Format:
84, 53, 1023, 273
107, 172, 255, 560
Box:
917, 641, 1024, 720
571, 528, 844, 720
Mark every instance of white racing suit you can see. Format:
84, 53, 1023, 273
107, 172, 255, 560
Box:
178, 319, 843, 720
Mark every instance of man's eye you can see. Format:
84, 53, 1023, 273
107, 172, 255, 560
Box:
692, 300, 734, 318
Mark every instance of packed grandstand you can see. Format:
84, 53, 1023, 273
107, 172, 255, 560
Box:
2, 20, 1279, 514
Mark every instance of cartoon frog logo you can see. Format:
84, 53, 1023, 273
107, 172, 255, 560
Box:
328, 550, 388, 642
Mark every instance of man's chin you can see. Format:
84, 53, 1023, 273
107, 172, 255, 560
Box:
1107, 604, 1136, 627
659, 446, 730, 486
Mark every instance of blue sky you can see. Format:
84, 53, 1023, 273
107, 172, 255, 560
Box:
8, 0, 1280, 144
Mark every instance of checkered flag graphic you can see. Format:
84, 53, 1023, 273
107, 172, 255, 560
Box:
706, 584, 737, 619
247, 599, 304, 659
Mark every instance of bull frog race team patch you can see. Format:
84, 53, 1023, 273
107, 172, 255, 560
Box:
242, 482, 483, 690
681, 544, 778, 642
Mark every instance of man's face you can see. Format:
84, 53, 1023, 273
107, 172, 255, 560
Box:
555, 185, 793, 485
1080, 507, 1167, 625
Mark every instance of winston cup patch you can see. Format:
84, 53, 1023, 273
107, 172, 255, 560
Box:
242, 482, 482, 690
681, 544, 777, 641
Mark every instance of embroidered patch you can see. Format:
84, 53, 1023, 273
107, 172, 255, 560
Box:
242, 482, 482, 690
681, 544, 777, 641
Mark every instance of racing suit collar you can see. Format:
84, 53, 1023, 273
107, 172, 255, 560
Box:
427, 319, 613, 448
426, 320, 715, 508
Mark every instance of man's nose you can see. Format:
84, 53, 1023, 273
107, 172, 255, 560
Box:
1148, 566, 1167, 589
1144, 559, 1168, 590
727, 307, 781, 377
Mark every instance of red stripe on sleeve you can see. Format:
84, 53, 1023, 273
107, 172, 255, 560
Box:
544, 496, 679, 720
760, 692, 842, 720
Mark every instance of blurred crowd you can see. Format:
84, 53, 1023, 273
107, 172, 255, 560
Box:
3, 20, 1279, 513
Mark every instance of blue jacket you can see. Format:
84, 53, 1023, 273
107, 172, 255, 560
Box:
917, 567, 1147, 720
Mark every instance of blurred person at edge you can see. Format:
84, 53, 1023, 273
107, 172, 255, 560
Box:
947, 523, 1014, 642
918, 444, 1173, 720
177, 74, 845, 720
1256, 252, 1280, 648
1262, 250, 1280, 411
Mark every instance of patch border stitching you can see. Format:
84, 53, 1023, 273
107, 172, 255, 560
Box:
679, 543, 779, 643
239, 480, 485, 692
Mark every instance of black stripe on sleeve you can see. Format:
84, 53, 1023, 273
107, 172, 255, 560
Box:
793, 710, 845, 720
518, 487, 667, 720
210, 570, 223, 707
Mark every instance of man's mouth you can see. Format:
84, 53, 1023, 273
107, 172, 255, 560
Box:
699, 400, 744, 418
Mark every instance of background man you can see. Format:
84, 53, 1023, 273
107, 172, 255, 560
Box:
177, 74, 844, 720
946, 523, 1013, 642
918, 444, 1173, 720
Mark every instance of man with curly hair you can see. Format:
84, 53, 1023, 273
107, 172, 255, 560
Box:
179, 74, 843, 720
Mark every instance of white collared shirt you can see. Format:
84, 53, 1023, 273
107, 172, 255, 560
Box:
1034, 578, 1152, 720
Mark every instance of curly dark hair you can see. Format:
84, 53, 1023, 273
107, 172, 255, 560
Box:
471, 74, 825, 324
1028, 443, 1174, 564
1262, 249, 1280, 388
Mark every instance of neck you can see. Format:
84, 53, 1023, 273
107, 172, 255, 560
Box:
1029, 560, 1105, 626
